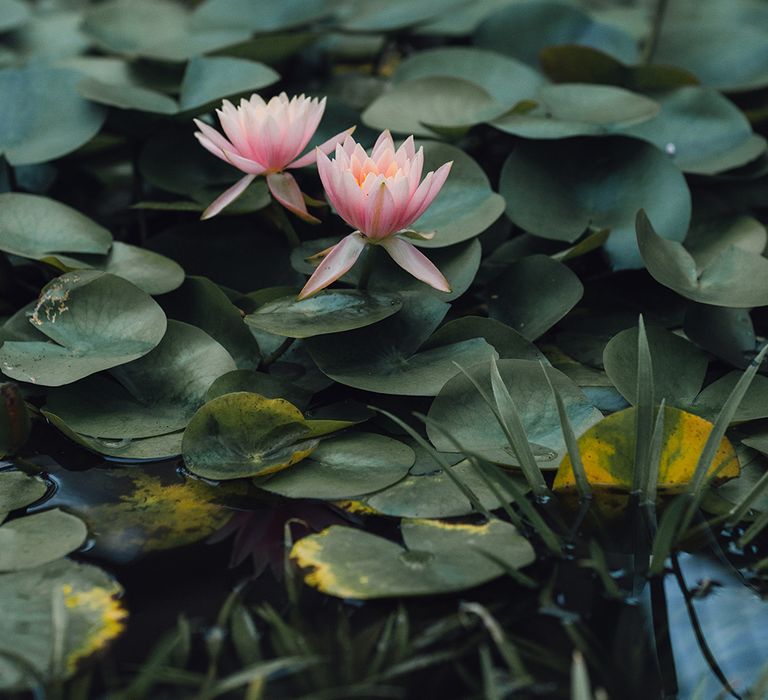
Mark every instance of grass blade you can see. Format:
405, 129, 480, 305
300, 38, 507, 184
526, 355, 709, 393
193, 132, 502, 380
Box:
571, 651, 593, 700
633, 315, 654, 500
644, 399, 666, 508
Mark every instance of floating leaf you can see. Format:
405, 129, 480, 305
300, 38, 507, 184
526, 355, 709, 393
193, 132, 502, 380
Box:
427, 359, 603, 467
500, 138, 691, 269
0, 66, 106, 165
0, 559, 126, 691
191, 0, 330, 32
603, 325, 708, 408
553, 406, 739, 514
0, 0, 29, 33
246, 291, 402, 339
339, 0, 465, 32
205, 369, 312, 408
0, 471, 47, 524
489, 255, 583, 341
307, 293, 498, 396
0, 271, 167, 387
691, 372, 768, 424
182, 392, 323, 480
291, 518, 535, 599
362, 77, 507, 137
393, 47, 545, 107
0, 193, 112, 260
623, 87, 765, 175
256, 432, 414, 500
0, 509, 87, 572
491, 84, 659, 139
474, 1, 639, 66
636, 211, 768, 308
45, 320, 236, 439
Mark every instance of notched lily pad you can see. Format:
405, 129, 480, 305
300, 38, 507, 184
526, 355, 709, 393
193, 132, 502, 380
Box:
291, 518, 535, 599
0, 470, 47, 524
255, 432, 415, 500
245, 290, 403, 339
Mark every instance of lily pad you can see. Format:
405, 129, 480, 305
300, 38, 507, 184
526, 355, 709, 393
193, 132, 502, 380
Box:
246, 291, 402, 339
161, 276, 262, 370
0, 271, 167, 387
603, 325, 709, 408
205, 369, 312, 409
0, 559, 126, 691
338, 0, 465, 32
474, 1, 639, 66
81, 0, 250, 62
291, 518, 535, 599
183, 392, 323, 480
0, 65, 106, 165
489, 255, 583, 341
0, 193, 112, 260
690, 372, 768, 424
362, 77, 507, 138
500, 137, 691, 269
256, 432, 415, 500
684, 304, 757, 370
553, 406, 740, 508
623, 87, 765, 175
45, 320, 236, 439
636, 211, 768, 308
361, 460, 530, 519
0, 0, 29, 33
0, 471, 47, 524
491, 83, 660, 139
50, 242, 185, 296
393, 47, 546, 107
191, 0, 330, 32
0, 509, 87, 572
427, 359, 603, 467
410, 142, 506, 248
306, 293, 498, 396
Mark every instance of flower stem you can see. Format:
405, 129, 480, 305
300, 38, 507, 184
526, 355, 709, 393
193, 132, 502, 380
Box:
356, 245, 377, 292
268, 203, 301, 249
643, 0, 669, 65
260, 337, 295, 369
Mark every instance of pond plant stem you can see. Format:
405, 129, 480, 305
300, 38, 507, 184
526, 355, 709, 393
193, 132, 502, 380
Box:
643, 0, 670, 65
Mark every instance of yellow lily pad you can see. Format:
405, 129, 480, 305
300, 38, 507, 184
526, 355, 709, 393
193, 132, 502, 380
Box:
554, 406, 739, 511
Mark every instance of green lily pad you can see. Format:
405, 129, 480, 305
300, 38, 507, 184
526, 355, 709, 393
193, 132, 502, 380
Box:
684, 304, 757, 370
41, 461, 245, 561
690, 372, 768, 424
0, 65, 106, 165
500, 137, 691, 269
362, 77, 507, 138
0, 193, 112, 260
361, 460, 530, 519
0, 0, 29, 32
205, 370, 312, 409
77, 77, 178, 115
45, 320, 236, 439
246, 291, 403, 339
427, 359, 603, 467
393, 47, 546, 107
81, 0, 250, 62
410, 141, 506, 249
291, 518, 535, 599
0, 272, 167, 387
183, 392, 323, 480
489, 255, 583, 341
603, 325, 709, 408
704, 446, 768, 517
161, 276, 262, 370
256, 432, 414, 500
654, 0, 768, 91
636, 211, 768, 308
339, 0, 465, 32
421, 316, 546, 361
0, 559, 126, 692
0, 471, 47, 524
191, 0, 330, 32
474, 1, 639, 66
49, 242, 185, 296
0, 509, 87, 572
491, 83, 659, 139
623, 87, 765, 175
44, 412, 184, 461
539, 45, 700, 90
306, 293, 498, 396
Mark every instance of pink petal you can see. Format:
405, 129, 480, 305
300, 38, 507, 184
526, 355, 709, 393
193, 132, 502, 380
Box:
287, 127, 356, 169
401, 161, 453, 228
193, 119, 236, 155
266, 172, 320, 224
217, 101, 252, 156
223, 149, 267, 175
380, 237, 451, 293
194, 132, 230, 163
363, 182, 398, 240
201, 174, 256, 220
298, 232, 367, 299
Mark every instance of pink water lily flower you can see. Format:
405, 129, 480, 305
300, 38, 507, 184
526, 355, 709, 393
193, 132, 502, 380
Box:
193, 92, 354, 222
298, 131, 452, 299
